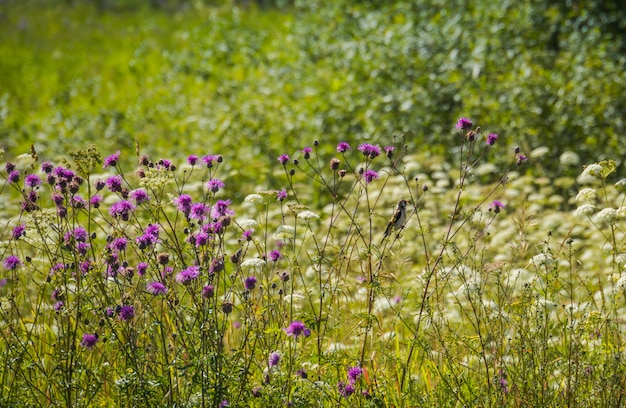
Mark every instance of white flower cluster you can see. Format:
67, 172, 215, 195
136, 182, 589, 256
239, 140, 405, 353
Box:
575, 188, 597, 203
593, 208, 617, 224
574, 204, 596, 218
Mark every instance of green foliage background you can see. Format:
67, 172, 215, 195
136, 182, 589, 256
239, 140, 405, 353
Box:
1, 0, 625, 188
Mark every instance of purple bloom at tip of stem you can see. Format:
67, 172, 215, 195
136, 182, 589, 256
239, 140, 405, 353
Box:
3, 256, 22, 270
90, 195, 103, 208
118, 305, 135, 321
146, 281, 168, 295
105, 175, 123, 193
103, 151, 120, 168
109, 200, 136, 221
8, 170, 20, 184
277, 189, 287, 201
174, 194, 193, 214
268, 351, 281, 367
176, 265, 200, 284
129, 188, 150, 204
212, 199, 234, 218
12, 224, 26, 240
347, 366, 363, 384
202, 285, 215, 298
187, 155, 199, 166
278, 154, 290, 165
244, 276, 257, 290
358, 143, 381, 159
269, 250, 281, 262
41, 161, 54, 173
285, 321, 310, 338
206, 179, 225, 193
456, 117, 473, 130
80, 333, 99, 349
338, 381, 355, 398
136, 262, 148, 276
489, 200, 505, 214
337, 142, 351, 153
190, 203, 210, 221
0, 278, 7, 288
242, 230, 253, 241
517, 154, 528, 165
363, 169, 378, 184
486, 133, 498, 146
25, 174, 41, 188
202, 154, 222, 168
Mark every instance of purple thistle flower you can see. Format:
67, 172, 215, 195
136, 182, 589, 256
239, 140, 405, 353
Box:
302, 147, 313, 159
269, 250, 281, 262
51, 193, 64, 207
105, 175, 123, 193
337, 142, 351, 153
54, 167, 75, 182
190, 203, 210, 221
146, 281, 168, 295
338, 381, 355, 398
486, 133, 498, 146
103, 151, 120, 168
0, 278, 7, 288
118, 305, 135, 321
206, 179, 225, 193
25, 174, 41, 188
209, 257, 225, 274
12, 224, 26, 240
202, 154, 222, 168
277, 189, 287, 202
41, 161, 54, 173
111, 237, 127, 251
456, 117, 473, 130
8, 170, 20, 184
358, 143, 382, 159
219, 400, 229, 408
80, 333, 99, 349
136, 262, 148, 276
194, 231, 210, 247
268, 352, 281, 367
129, 189, 150, 204
489, 200, 505, 214
109, 200, 136, 221
244, 276, 257, 290
176, 265, 200, 284
54, 301, 64, 311
90, 195, 103, 208
3, 256, 22, 270
347, 366, 363, 384
187, 155, 199, 166
79, 260, 91, 275
285, 321, 310, 338
278, 154, 290, 165
242, 230, 253, 241
363, 169, 378, 184
212, 199, 234, 218
517, 154, 528, 165
71, 195, 86, 209
202, 285, 215, 298
174, 194, 193, 215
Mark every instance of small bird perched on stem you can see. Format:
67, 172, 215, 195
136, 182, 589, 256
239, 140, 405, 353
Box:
381, 199, 407, 243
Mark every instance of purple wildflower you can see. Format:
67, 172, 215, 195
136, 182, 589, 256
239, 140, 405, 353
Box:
278, 154, 290, 165
489, 200, 505, 214
206, 179, 225, 193
268, 352, 281, 367
105, 175, 123, 193
79, 260, 91, 275
242, 230, 253, 241
219, 400, 229, 408
337, 142, 351, 153
202, 154, 222, 168
244, 276, 257, 290
212, 199, 234, 218
486, 133, 498, 146
194, 231, 210, 247
12, 224, 26, 240
363, 169, 378, 184
71, 195, 86, 209
347, 366, 363, 384
103, 151, 120, 168
187, 155, 199, 166
176, 265, 200, 284
80, 333, 99, 349
118, 305, 135, 321
517, 154, 528, 165
25, 174, 41, 188
190, 203, 210, 221
3, 256, 22, 270
41, 162, 54, 173
8, 171, 20, 184
277, 189, 287, 201
338, 381, 355, 398
109, 200, 136, 221
146, 281, 168, 295
90, 195, 103, 208
302, 147, 313, 159
209, 257, 225, 274
174, 194, 193, 215
111, 237, 127, 251
456, 117, 473, 130
269, 250, 281, 262
285, 321, 310, 338
136, 262, 148, 276
202, 285, 215, 299
358, 143, 382, 159
0, 278, 7, 288
54, 301, 64, 311
129, 189, 150, 204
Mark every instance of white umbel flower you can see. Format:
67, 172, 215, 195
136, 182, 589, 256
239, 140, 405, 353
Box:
575, 188, 597, 203
594, 208, 617, 224
297, 210, 320, 221
574, 204, 596, 217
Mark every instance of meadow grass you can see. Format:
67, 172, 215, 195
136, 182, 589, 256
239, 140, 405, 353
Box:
1, 120, 625, 407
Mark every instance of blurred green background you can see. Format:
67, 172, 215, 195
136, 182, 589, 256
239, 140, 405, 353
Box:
1, 0, 625, 192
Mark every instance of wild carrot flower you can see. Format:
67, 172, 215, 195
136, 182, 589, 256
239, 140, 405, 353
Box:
337, 142, 351, 153
146, 281, 168, 295
103, 151, 120, 168
456, 117, 473, 130
176, 265, 200, 284
3, 256, 22, 270
80, 333, 99, 349
285, 321, 310, 338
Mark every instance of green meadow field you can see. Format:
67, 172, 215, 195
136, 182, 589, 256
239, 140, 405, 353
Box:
1, 0, 625, 406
